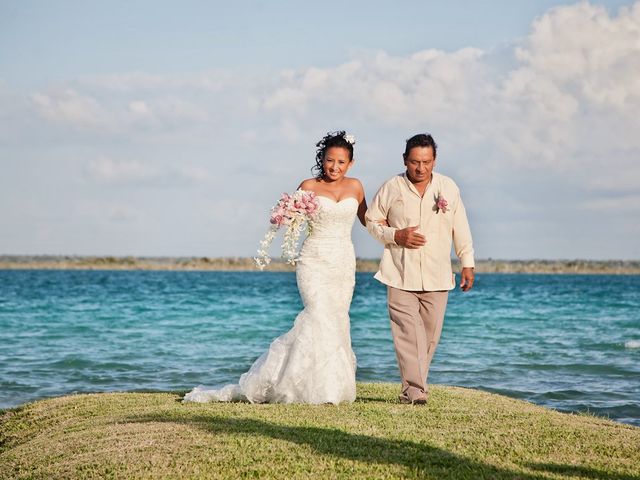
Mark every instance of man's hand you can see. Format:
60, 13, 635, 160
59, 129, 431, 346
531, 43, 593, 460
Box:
460, 267, 475, 292
394, 226, 426, 249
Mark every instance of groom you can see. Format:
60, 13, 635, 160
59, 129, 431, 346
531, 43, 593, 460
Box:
366, 133, 475, 405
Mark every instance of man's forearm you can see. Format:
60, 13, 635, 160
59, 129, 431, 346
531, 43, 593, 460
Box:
366, 220, 397, 245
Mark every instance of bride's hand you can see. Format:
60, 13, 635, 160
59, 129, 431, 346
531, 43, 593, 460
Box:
377, 219, 389, 227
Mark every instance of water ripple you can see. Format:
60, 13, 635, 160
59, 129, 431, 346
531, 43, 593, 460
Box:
0, 270, 638, 426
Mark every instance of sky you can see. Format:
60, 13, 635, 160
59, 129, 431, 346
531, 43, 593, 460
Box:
1, 0, 639, 260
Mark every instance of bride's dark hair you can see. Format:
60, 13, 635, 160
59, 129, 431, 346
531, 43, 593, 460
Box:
312, 131, 354, 179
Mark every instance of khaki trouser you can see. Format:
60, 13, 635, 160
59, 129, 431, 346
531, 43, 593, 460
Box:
387, 286, 449, 401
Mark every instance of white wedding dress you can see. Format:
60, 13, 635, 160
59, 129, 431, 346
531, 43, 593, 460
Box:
183, 196, 358, 404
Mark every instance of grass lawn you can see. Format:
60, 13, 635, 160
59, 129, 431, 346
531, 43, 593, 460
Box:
1, 383, 638, 479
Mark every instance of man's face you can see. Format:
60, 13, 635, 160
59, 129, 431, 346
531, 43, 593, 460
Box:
404, 146, 436, 184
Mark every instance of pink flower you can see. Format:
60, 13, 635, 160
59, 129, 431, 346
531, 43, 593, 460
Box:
270, 213, 284, 226
268, 190, 319, 227
304, 193, 319, 217
436, 194, 448, 213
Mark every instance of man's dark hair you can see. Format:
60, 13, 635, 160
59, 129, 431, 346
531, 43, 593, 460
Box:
403, 133, 437, 159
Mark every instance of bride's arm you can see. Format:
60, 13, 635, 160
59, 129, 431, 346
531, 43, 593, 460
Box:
353, 179, 367, 227
298, 178, 316, 192
357, 198, 367, 227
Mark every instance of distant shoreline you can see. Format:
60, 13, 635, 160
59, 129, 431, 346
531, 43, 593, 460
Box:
1, 255, 639, 274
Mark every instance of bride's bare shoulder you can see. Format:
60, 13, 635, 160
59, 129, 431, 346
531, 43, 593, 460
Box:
345, 177, 364, 191
298, 178, 321, 191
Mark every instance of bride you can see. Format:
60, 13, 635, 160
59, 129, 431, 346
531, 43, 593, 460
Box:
183, 131, 367, 404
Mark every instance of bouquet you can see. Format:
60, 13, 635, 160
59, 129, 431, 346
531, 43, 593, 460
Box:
254, 190, 320, 269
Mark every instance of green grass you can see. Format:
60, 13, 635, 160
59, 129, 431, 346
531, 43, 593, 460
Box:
1, 384, 638, 479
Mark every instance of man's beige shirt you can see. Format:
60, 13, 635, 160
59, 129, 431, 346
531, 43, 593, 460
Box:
366, 172, 475, 291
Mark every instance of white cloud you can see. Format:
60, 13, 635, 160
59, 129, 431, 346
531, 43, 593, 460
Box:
29, 87, 210, 137
502, 2, 640, 157
128, 100, 153, 117
84, 156, 212, 187
259, 48, 488, 126
515, 1, 640, 113
31, 89, 107, 128
264, 87, 308, 112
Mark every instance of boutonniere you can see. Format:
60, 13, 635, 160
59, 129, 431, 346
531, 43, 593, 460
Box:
434, 193, 448, 213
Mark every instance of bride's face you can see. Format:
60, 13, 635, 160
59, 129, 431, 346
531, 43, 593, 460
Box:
322, 147, 352, 182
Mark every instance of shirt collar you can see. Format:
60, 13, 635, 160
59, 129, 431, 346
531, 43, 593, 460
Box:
402, 172, 436, 198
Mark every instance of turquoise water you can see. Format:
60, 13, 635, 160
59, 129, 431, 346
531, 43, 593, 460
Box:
1, 270, 639, 426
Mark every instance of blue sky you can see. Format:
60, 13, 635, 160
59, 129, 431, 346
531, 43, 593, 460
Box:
4, 1, 624, 79
1, 0, 639, 259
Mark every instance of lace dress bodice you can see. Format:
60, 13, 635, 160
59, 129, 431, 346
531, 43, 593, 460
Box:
307, 196, 359, 238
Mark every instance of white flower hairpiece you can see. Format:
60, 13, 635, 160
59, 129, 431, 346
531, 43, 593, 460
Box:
343, 133, 356, 145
